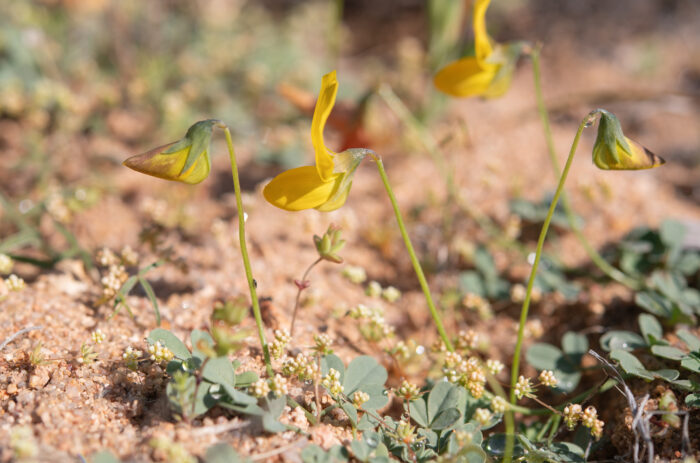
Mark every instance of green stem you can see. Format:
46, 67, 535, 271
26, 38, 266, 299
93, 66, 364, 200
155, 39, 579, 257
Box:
290, 257, 322, 336
530, 46, 641, 290
221, 126, 273, 376
504, 111, 597, 463
371, 154, 454, 351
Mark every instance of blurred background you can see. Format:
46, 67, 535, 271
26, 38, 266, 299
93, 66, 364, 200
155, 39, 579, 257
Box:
0, 0, 699, 267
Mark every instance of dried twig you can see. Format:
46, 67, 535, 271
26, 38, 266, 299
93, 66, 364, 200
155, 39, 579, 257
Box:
250, 437, 307, 461
0, 326, 43, 351
189, 419, 249, 437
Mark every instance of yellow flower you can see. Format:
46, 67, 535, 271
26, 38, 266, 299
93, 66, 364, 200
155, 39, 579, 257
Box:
123, 119, 220, 184
263, 71, 368, 211
592, 111, 665, 170
434, 0, 519, 98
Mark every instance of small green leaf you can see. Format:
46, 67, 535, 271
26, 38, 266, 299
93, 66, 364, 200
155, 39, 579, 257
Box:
409, 398, 429, 427
600, 331, 646, 351
427, 381, 460, 423
261, 397, 287, 433
191, 330, 215, 361
350, 440, 371, 461
138, 276, 161, 326
680, 353, 700, 373
301, 444, 349, 463
526, 343, 562, 371
430, 407, 461, 430
91, 451, 122, 463
235, 371, 259, 388
610, 350, 654, 380
651, 345, 686, 361
221, 384, 257, 405
321, 354, 345, 381
635, 291, 673, 318
202, 356, 235, 385
685, 393, 700, 408
343, 356, 387, 394
204, 443, 242, 463
638, 314, 663, 344
652, 369, 680, 381
677, 329, 700, 351
341, 401, 358, 426
562, 332, 588, 362
147, 329, 191, 360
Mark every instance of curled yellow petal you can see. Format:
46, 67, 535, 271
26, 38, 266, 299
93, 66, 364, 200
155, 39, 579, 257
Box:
473, 0, 493, 62
312, 71, 339, 183
262, 166, 343, 212
433, 57, 498, 97
123, 142, 210, 184
594, 137, 665, 170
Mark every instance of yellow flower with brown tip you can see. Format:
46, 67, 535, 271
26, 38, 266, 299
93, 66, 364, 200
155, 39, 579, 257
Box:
434, 0, 520, 98
123, 119, 220, 184
593, 111, 665, 170
263, 71, 368, 212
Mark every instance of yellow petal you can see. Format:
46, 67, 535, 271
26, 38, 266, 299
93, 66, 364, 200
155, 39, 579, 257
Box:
123, 142, 210, 185
594, 137, 665, 170
311, 71, 339, 183
263, 166, 343, 211
433, 57, 498, 97
473, 0, 493, 62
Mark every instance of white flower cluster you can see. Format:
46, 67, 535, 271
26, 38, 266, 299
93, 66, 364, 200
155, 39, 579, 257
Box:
269, 329, 291, 359
4, 274, 25, 292
148, 341, 174, 363
485, 359, 504, 376
396, 380, 420, 400
101, 265, 128, 299
122, 346, 142, 371
342, 265, 367, 284
538, 370, 558, 387
91, 329, 106, 344
251, 378, 270, 398
514, 375, 533, 400
352, 390, 370, 408
490, 396, 508, 413
321, 368, 343, 397
474, 408, 492, 426
313, 333, 333, 355
281, 353, 318, 380
268, 374, 288, 397
0, 253, 13, 274
120, 245, 139, 266
456, 329, 480, 350
563, 404, 604, 439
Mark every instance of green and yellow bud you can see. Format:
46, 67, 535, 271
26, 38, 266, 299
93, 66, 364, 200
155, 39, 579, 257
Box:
592, 111, 665, 170
313, 225, 346, 263
123, 119, 221, 184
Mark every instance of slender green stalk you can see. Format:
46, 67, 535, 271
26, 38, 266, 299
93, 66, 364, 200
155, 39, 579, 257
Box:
530, 46, 641, 290
371, 154, 454, 352
290, 257, 322, 336
221, 126, 273, 376
504, 112, 597, 463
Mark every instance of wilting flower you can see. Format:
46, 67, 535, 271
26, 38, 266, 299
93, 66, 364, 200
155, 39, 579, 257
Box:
123, 119, 220, 184
434, 0, 521, 98
592, 110, 665, 170
263, 71, 369, 211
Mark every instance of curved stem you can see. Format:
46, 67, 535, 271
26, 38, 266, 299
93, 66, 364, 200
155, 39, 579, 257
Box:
504, 112, 596, 463
221, 126, 273, 376
530, 46, 641, 290
290, 257, 323, 336
371, 154, 454, 352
